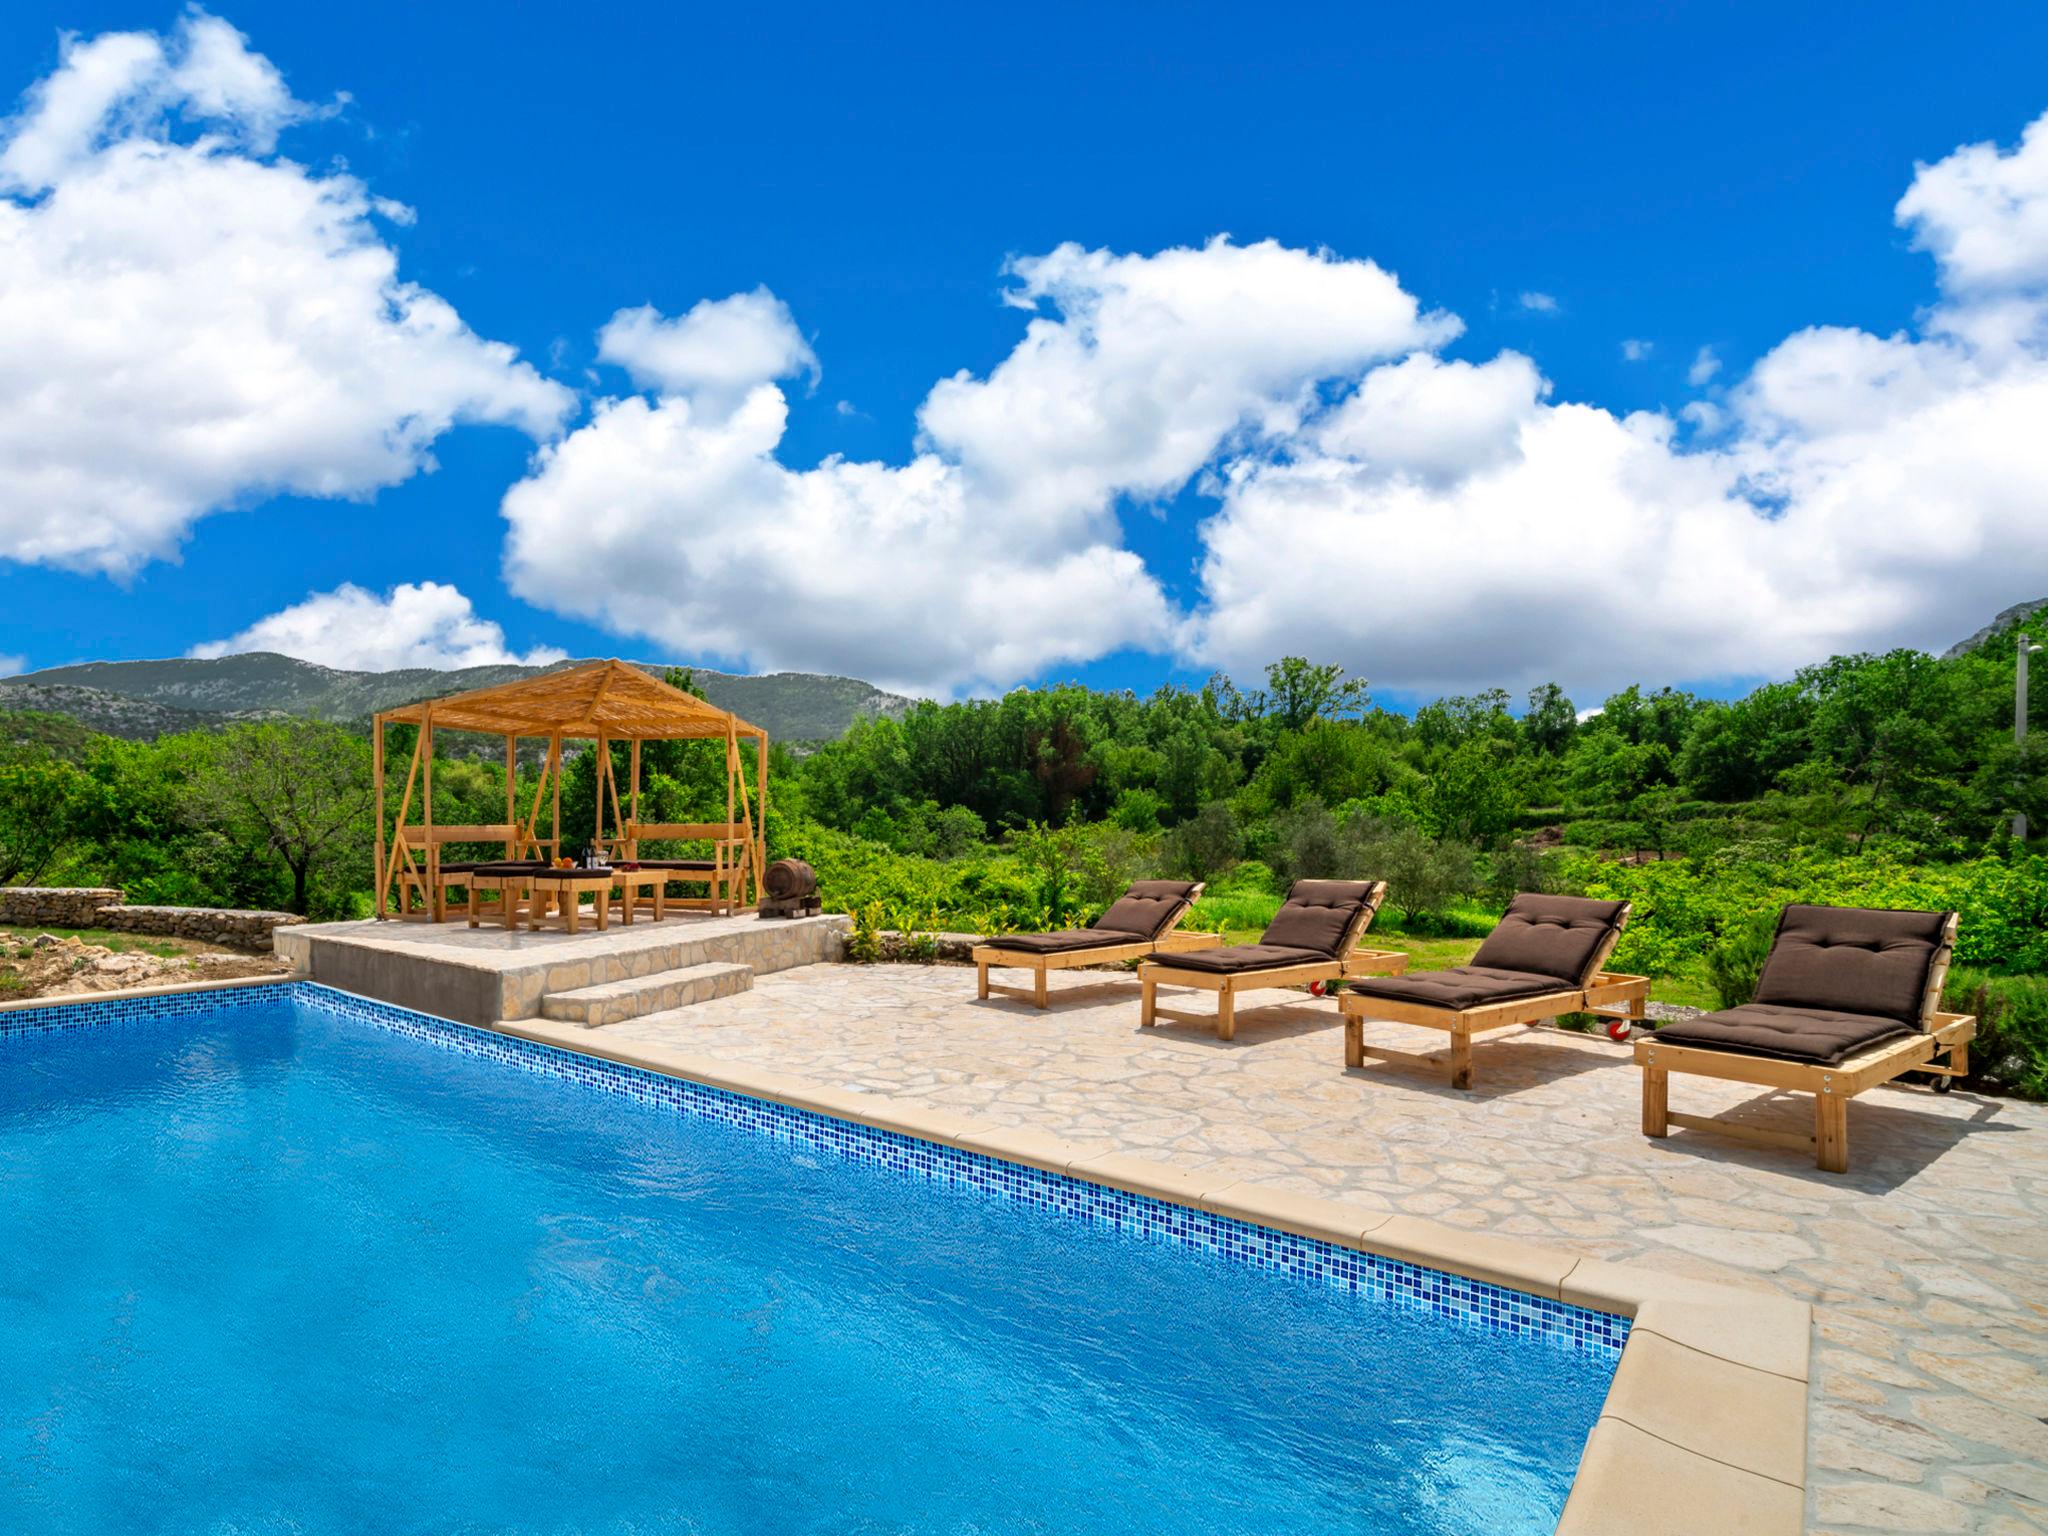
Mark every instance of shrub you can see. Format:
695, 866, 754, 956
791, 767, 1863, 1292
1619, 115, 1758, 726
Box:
1340, 815, 1480, 924
1703, 906, 1779, 1008
1160, 801, 1242, 881
1210, 859, 1279, 895
1943, 967, 2048, 1099
1110, 787, 1165, 833
1272, 799, 1341, 883
846, 902, 884, 964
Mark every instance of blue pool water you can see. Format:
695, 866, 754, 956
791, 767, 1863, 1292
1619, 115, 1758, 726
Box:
0, 991, 1618, 1534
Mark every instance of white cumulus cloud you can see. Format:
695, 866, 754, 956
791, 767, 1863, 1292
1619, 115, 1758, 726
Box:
502, 239, 1450, 694
191, 581, 565, 671
597, 288, 816, 405
1519, 291, 1559, 313
1183, 109, 2048, 697
0, 13, 572, 577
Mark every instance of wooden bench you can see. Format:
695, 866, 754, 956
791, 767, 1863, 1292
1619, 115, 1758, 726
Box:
394, 823, 539, 923
616, 821, 755, 916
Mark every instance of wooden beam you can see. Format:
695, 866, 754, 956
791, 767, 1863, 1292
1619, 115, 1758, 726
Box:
549, 734, 562, 859
504, 735, 517, 859
422, 704, 437, 920
373, 714, 386, 919
756, 730, 768, 893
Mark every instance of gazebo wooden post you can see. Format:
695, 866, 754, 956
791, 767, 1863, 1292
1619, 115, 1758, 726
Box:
725, 718, 737, 916
630, 739, 641, 827
594, 732, 607, 853
383, 726, 423, 909
755, 731, 768, 889
549, 734, 563, 858
421, 704, 435, 921
503, 735, 517, 860
373, 714, 386, 918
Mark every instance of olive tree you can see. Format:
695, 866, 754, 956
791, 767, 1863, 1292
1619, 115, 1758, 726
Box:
184, 721, 373, 915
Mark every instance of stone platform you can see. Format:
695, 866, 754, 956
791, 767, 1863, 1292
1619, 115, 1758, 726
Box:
276, 910, 847, 1027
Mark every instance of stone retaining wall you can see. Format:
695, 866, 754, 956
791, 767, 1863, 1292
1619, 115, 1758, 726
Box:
0, 888, 123, 928
0, 887, 304, 953
98, 905, 305, 953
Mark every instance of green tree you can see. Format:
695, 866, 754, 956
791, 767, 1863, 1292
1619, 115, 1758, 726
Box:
183, 721, 373, 915
1419, 739, 1520, 846
1523, 683, 1577, 754
1257, 657, 1372, 731
0, 751, 82, 884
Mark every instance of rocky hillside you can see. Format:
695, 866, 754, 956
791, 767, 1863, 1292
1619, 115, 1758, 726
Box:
1944, 598, 2048, 659
0, 682, 284, 743
10, 654, 914, 743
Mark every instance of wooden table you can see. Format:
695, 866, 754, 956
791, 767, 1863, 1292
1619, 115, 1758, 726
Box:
466, 866, 542, 930
523, 870, 616, 934
610, 867, 668, 924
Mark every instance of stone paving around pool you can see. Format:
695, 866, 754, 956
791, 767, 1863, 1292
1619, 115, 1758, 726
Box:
590, 961, 2048, 1535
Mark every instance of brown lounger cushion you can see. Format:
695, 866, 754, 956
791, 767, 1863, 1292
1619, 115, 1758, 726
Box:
1651, 1003, 1912, 1066
637, 859, 720, 874
1259, 879, 1381, 959
1092, 879, 1202, 942
1151, 943, 1329, 975
436, 861, 486, 876
1348, 966, 1566, 1012
464, 861, 549, 876
530, 866, 612, 880
983, 928, 1146, 955
1750, 904, 1953, 1028
1468, 894, 1630, 986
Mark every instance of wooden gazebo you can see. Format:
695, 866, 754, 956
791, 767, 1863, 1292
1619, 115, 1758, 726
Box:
374, 659, 767, 921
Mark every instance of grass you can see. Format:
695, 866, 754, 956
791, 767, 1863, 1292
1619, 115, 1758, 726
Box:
0, 926, 199, 959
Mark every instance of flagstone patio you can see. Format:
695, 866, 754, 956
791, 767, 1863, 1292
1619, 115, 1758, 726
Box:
593, 961, 2048, 1534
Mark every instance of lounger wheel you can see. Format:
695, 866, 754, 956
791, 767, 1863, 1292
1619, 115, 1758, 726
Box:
1309, 980, 1327, 998
1930, 1071, 1956, 1094
1606, 1018, 1634, 1043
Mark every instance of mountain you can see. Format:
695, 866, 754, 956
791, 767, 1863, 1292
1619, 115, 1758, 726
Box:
0, 681, 286, 743
6, 654, 915, 743
1944, 598, 2048, 660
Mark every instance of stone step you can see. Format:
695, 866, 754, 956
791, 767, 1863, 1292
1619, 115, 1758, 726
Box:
540, 961, 753, 1028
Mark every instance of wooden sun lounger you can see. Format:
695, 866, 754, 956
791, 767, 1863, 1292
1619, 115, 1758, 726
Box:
1339, 894, 1647, 1090
1138, 880, 1407, 1041
1638, 1012, 1975, 1174
974, 882, 1215, 1008
1635, 906, 1972, 1173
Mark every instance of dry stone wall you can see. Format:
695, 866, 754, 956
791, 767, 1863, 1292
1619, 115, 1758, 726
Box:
0, 888, 304, 953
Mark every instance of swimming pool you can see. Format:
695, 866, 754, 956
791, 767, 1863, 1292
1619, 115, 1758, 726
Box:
0, 984, 1622, 1533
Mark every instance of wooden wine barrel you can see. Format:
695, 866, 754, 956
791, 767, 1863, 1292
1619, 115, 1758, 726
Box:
763, 858, 817, 899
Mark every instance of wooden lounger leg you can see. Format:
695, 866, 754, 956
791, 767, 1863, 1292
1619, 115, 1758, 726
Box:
1448, 1026, 1473, 1090
1216, 985, 1236, 1042
977, 961, 990, 1000
1141, 976, 1157, 1027
1642, 1064, 1669, 1137
1343, 1014, 1363, 1069
1816, 1086, 1849, 1174
1034, 964, 1048, 1010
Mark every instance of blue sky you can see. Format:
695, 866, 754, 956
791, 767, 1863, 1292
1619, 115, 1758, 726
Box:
4, 1, 2048, 706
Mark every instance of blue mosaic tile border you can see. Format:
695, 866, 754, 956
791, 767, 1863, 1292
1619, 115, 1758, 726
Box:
0, 980, 288, 1039
8, 979, 1631, 1360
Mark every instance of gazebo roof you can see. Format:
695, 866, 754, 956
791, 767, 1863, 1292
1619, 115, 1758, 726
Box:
378, 659, 764, 740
